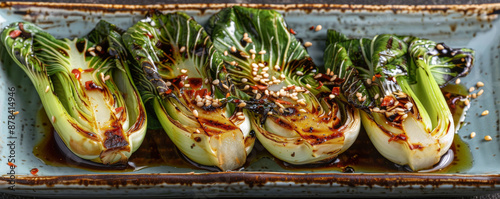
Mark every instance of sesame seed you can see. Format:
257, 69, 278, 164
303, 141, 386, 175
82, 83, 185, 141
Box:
231, 46, 236, 52
224, 51, 228, 56
276, 102, 285, 109
256, 93, 262, 99
296, 71, 304, 76
252, 89, 258, 94
89, 51, 97, 57
258, 50, 266, 55
96, 45, 102, 52
241, 78, 248, 83
104, 75, 111, 81
258, 63, 265, 68
329, 94, 335, 99
436, 44, 444, 50
237, 115, 245, 120
51, 116, 56, 123
374, 93, 379, 100
222, 84, 229, 89
274, 65, 281, 71
230, 61, 237, 66
238, 102, 247, 107
100, 72, 105, 82
314, 74, 322, 79
485, 135, 492, 141
404, 102, 413, 109
373, 107, 380, 112
243, 33, 248, 38
181, 69, 188, 74
251, 63, 259, 68
253, 77, 261, 81
265, 90, 269, 96
179, 46, 186, 53
298, 100, 306, 105
455, 78, 461, 84
477, 89, 484, 96
469, 87, 475, 92
192, 109, 199, 117
244, 85, 250, 90
260, 79, 269, 84
464, 99, 470, 106
299, 109, 307, 113
273, 79, 281, 84
252, 71, 258, 76
306, 84, 312, 89
236, 112, 244, 116
268, 112, 273, 115
477, 81, 484, 87
184, 84, 191, 87
249, 49, 256, 54
361, 96, 367, 102
263, 73, 269, 78
88, 47, 95, 52
195, 129, 201, 134
212, 79, 220, 85
366, 78, 372, 84
45, 86, 50, 93
280, 74, 286, 79
472, 93, 477, 99
13, 111, 19, 115
330, 75, 337, 82
481, 110, 489, 116
240, 51, 250, 58
245, 38, 253, 43
356, 92, 362, 98
197, 101, 204, 107
166, 81, 172, 86
326, 68, 331, 75
279, 108, 285, 113
262, 67, 269, 72
304, 42, 312, 47
315, 25, 322, 32
470, 132, 476, 138
401, 114, 408, 120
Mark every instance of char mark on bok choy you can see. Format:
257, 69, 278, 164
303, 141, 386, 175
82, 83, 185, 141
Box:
123, 10, 254, 171
1, 21, 148, 164
208, 6, 361, 165
323, 29, 474, 171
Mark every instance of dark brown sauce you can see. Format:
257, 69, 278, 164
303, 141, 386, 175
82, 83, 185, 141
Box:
34, 87, 473, 173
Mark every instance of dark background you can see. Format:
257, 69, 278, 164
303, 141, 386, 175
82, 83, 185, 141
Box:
1, 0, 500, 198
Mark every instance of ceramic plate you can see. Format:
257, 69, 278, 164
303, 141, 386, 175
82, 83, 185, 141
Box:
0, 2, 499, 198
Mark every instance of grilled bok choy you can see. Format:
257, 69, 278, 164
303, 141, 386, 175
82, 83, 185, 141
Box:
208, 6, 361, 164
324, 30, 473, 171
123, 11, 254, 171
0, 21, 147, 164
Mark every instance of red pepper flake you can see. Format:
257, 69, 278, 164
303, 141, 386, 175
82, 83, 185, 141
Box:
251, 85, 268, 90
115, 107, 124, 114
284, 86, 295, 91
380, 96, 394, 107
71, 69, 81, 80
30, 168, 39, 176
226, 93, 230, 98
315, 82, 323, 89
388, 134, 407, 142
276, 99, 292, 105
145, 33, 154, 39
207, 91, 211, 96
289, 28, 297, 35
331, 87, 340, 95
85, 80, 102, 90
165, 89, 172, 94
9, 30, 22, 39
375, 74, 382, 78
7, 162, 16, 168
83, 68, 95, 73
309, 26, 315, 30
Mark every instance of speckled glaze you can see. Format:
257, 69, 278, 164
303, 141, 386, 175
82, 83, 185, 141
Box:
0, 2, 499, 198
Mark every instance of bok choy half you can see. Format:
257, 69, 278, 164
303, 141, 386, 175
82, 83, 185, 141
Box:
208, 6, 361, 165
1, 21, 147, 164
323, 30, 474, 171
123, 11, 254, 171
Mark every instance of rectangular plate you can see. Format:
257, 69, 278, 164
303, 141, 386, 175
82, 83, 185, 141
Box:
0, 2, 499, 198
